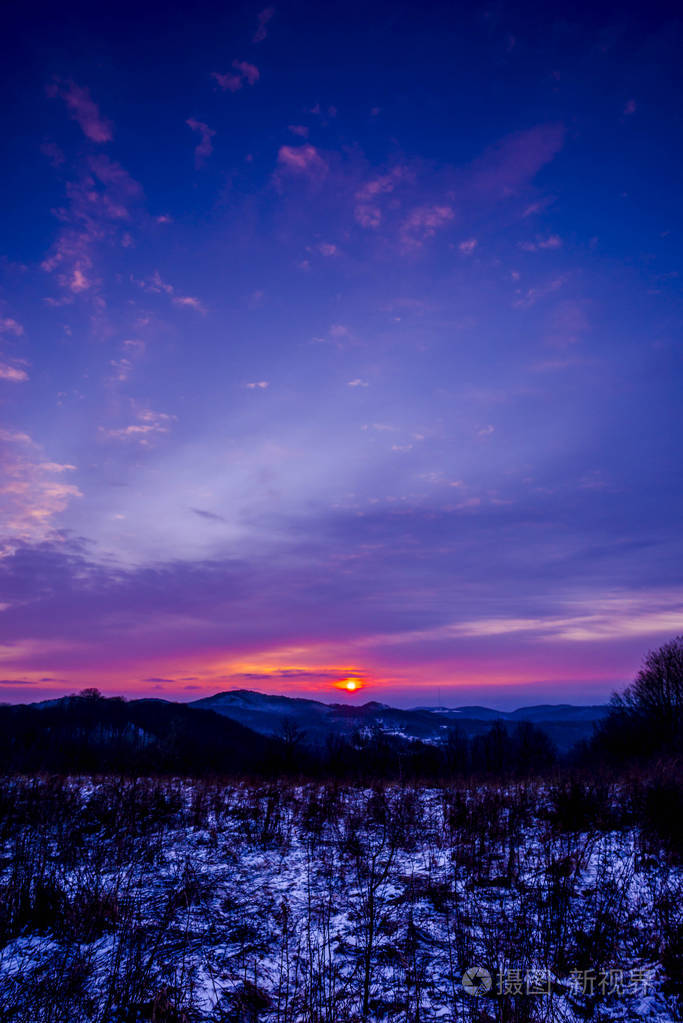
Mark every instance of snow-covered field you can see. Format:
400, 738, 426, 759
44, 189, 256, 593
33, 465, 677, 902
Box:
0, 776, 680, 1022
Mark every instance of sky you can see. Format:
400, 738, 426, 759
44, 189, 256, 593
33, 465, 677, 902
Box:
1, 0, 682, 708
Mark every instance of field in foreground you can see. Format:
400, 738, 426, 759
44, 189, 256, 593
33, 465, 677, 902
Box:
0, 774, 681, 1023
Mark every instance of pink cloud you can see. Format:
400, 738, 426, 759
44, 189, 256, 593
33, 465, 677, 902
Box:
213, 72, 243, 91
512, 274, 568, 309
234, 61, 259, 85
288, 124, 309, 137
354, 166, 412, 228
69, 268, 91, 293
468, 124, 565, 200
51, 80, 113, 143
0, 318, 24, 336
253, 6, 275, 43
400, 204, 455, 248
172, 295, 206, 314
41, 142, 65, 167
212, 61, 260, 92
101, 408, 176, 445
0, 432, 81, 543
186, 119, 215, 167
0, 363, 28, 383
519, 234, 562, 252
41, 155, 143, 302
459, 238, 478, 254
139, 272, 206, 313
276, 144, 328, 183
545, 299, 590, 348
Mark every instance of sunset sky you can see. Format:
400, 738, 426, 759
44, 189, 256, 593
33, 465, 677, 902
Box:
1, 0, 682, 707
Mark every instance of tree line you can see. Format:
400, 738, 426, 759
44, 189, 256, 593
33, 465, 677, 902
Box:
0, 635, 681, 778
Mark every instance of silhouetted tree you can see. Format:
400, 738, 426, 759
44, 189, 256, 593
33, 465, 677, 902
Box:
615, 635, 683, 737
591, 636, 683, 761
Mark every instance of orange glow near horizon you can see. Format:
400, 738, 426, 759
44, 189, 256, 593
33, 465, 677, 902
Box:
334, 676, 365, 693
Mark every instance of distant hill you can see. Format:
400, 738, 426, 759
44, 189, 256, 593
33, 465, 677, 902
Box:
192, 690, 610, 753
0, 694, 283, 774
0, 690, 614, 775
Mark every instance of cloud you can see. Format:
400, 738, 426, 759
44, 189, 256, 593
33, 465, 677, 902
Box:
354, 166, 412, 228
143, 270, 174, 295
0, 363, 28, 383
624, 99, 637, 116
311, 242, 337, 256
49, 80, 113, 143
459, 238, 477, 254
468, 124, 565, 200
311, 323, 355, 348
41, 142, 65, 167
288, 125, 309, 137
191, 508, 227, 522
172, 295, 206, 313
101, 408, 176, 445
347, 378, 368, 387
253, 6, 275, 42
246, 380, 269, 389
41, 155, 143, 302
186, 119, 215, 167
233, 61, 259, 85
275, 144, 328, 184
0, 433, 81, 544
544, 299, 590, 348
0, 318, 24, 336
39, 463, 77, 473
512, 275, 567, 309
519, 234, 562, 252
212, 61, 260, 92
139, 272, 206, 313
449, 595, 683, 643
400, 205, 455, 249
108, 358, 133, 382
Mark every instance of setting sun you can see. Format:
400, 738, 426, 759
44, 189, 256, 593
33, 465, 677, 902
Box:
335, 676, 365, 693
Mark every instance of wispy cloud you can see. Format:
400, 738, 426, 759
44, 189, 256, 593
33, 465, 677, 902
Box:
49, 79, 113, 143
512, 275, 567, 309
275, 144, 328, 184
354, 166, 412, 228
41, 155, 143, 302
400, 205, 455, 249
0, 432, 81, 544
519, 234, 562, 252
253, 6, 275, 43
172, 295, 206, 313
100, 408, 176, 445
139, 272, 206, 313
0, 318, 24, 337
212, 61, 260, 92
0, 363, 28, 383
186, 118, 215, 167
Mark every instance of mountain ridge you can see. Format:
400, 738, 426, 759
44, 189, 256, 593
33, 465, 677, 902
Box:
191, 689, 609, 752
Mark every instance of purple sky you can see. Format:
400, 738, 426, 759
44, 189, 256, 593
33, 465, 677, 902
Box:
1, 0, 682, 707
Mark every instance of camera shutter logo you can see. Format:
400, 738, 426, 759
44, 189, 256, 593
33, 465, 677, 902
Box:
462, 966, 492, 996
